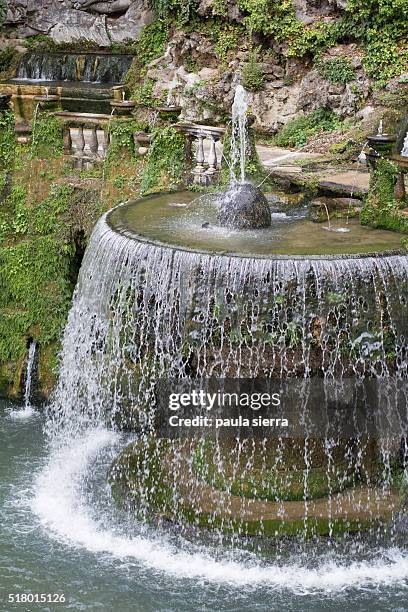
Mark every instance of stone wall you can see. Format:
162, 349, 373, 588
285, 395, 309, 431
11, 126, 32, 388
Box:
4, 0, 153, 45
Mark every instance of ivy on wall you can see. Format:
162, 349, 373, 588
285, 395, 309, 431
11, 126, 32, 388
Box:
140, 126, 186, 194
0, 0, 7, 26
31, 114, 63, 158
361, 159, 408, 233
0, 182, 74, 365
146, 0, 407, 85
0, 109, 15, 190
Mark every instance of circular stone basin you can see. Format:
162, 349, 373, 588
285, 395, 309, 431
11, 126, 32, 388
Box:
108, 191, 406, 258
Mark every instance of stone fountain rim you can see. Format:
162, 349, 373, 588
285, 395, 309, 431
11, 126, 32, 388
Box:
106, 195, 407, 262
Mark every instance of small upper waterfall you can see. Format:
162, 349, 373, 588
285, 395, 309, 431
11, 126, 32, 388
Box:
24, 340, 37, 408
401, 130, 408, 157
16, 53, 133, 84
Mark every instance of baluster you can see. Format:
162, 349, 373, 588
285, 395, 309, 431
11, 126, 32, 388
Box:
76, 126, 85, 158
193, 132, 206, 184
96, 129, 104, 159
89, 126, 99, 157
63, 127, 72, 155
205, 136, 218, 179
83, 128, 92, 158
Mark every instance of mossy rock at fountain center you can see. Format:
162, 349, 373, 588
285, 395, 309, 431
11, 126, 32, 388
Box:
109, 437, 398, 538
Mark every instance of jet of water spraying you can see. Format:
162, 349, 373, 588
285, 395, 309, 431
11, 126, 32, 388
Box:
230, 85, 249, 184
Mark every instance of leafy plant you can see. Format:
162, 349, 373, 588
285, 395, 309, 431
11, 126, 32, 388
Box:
131, 78, 157, 107
149, 0, 197, 24
31, 114, 63, 159
0, 109, 15, 169
317, 57, 356, 84
0, 0, 7, 26
214, 25, 239, 62
274, 107, 341, 148
242, 48, 265, 92
140, 126, 186, 194
136, 21, 169, 68
361, 158, 408, 233
0, 47, 16, 77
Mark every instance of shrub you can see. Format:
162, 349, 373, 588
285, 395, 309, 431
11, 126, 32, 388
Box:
274, 108, 341, 148
242, 48, 265, 92
140, 126, 186, 194
0, 0, 7, 26
317, 57, 356, 84
0, 47, 15, 76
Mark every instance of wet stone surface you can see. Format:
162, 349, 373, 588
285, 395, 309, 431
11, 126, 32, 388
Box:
217, 183, 272, 230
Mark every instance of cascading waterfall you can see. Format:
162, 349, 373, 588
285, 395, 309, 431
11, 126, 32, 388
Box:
46, 212, 408, 546
31, 84, 408, 586
16, 53, 133, 84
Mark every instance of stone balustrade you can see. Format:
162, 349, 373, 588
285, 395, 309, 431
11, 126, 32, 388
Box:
54, 111, 112, 168
176, 123, 226, 185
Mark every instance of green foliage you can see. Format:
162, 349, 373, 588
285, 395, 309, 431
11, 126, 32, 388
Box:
0, 0, 7, 26
340, 0, 408, 84
211, 0, 227, 17
31, 114, 63, 159
106, 119, 148, 166
209, 0, 407, 85
131, 78, 157, 107
317, 57, 356, 84
361, 159, 408, 233
242, 48, 265, 92
0, 47, 16, 76
0, 182, 75, 363
150, 0, 197, 23
0, 110, 15, 170
214, 25, 239, 62
238, 0, 296, 38
287, 20, 339, 58
137, 21, 169, 67
274, 107, 341, 148
140, 126, 186, 194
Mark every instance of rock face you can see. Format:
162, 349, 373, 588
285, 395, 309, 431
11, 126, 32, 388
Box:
218, 183, 272, 230
5, 0, 153, 45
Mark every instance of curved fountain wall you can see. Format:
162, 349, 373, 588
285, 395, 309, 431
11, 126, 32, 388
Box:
52, 212, 408, 429
48, 209, 408, 538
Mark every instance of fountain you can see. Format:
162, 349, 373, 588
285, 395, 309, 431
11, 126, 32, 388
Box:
9, 340, 38, 419
367, 121, 396, 157
0, 52, 134, 122
47, 86, 408, 545
217, 84, 272, 229
23, 341, 37, 408
110, 90, 136, 116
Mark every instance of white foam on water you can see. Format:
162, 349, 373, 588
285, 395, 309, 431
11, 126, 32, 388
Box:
31, 428, 408, 593
8, 405, 36, 420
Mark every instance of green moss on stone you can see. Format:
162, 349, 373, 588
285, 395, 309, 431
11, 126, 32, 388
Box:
362, 158, 408, 233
